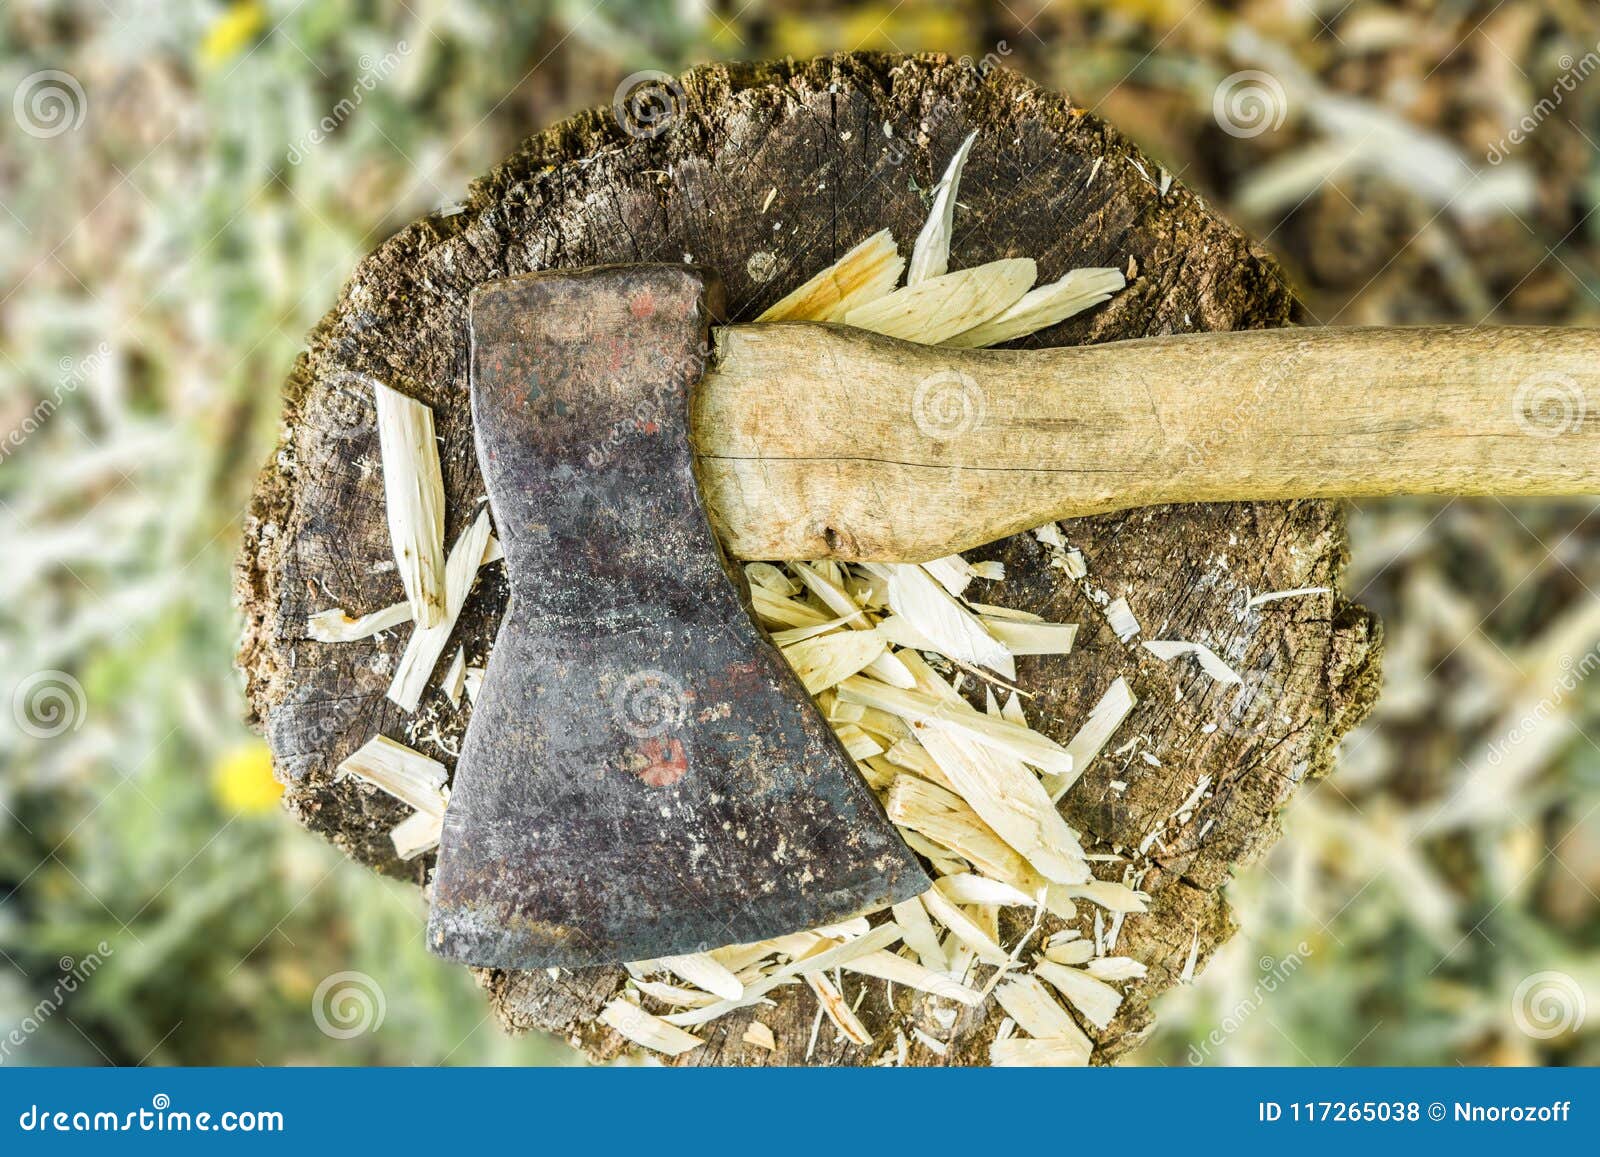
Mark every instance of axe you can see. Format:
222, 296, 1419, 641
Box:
427, 263, 1599, 969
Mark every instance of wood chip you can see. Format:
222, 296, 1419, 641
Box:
387, 509, 492, 712
995, 974, 1090, 1042
658, 952, 745, 1001
335, 734, 447, 816
758, 229, 904, 322
944, 267, 1125, 347
630, 979, 720, 1009
307, 600, 411, 642
874, 562, 1013, 676
919, 887, 1010, 965
989, 1036, 1091, 1066
891, 896, 948, 973
1034, 960, 1124, 1030
907, 130, 978, 285
441, 646, 466, 707
1044, 676, 1137, 800
389, 808, 442, 860
599, 997, 705, 1056
845, 950, 984, 1006
1143, 639, 1244, 684
977, 617, 1078, 656
934, 872, 1037, 908
373, 381, 446, 629
837, 678, 1074, 776
1043, 938, 1096, 966
1086, 956, 1148, 981
804, 971, 873, 1046
915, 723, 1090, 884
781, 630, 887, 693
844, 258, 1036, 345
1247, 585, 1331, 607
743, 1021, 777, 1050
1104, 596, 1141, 640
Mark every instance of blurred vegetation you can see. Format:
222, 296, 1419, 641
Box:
2, 0, 1596, 1065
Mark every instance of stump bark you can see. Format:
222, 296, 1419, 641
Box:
235, 52, 1381, 1065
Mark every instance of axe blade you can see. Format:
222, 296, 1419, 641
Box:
427, 265, 929, 969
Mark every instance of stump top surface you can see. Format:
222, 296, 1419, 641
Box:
236, 52, 1379, 1065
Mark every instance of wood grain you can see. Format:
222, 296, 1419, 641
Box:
697, 323, 1600, 560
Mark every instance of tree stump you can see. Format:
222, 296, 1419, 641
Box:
235, 52, 1381, 1065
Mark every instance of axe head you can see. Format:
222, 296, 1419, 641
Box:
427, 265, 929, 969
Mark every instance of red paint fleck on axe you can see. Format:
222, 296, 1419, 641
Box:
634, 737, 688, 787
630, 291, 656, 319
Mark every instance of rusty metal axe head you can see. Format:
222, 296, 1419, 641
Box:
426, 265, 929, 970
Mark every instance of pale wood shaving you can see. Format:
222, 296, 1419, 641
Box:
844, 259, 1037, 345
1143, 639, 1244, 684
1044, 676, 1137, 801
336, 734, 447, 816
995, 974, 1090, 1043
979, 617, 1077, 655
743, 1021, 777, 1050
387, 509, 492, 712
441, 646, 466, 707
1086, 956, 1149, 981
1247, 585, 1331, 607
373, 381, 447, 629
1034, 960, 1124, 1030
920, 887, 1010, 965
658, 952, 745, 1001
907, 130, 977, 285
935, 872, 1037, 908
805, 971, 873, 1045
600, 997, 705, 1056
872, 562, 1013, 676
837, 677, 1074, 776
758, 229, 905, 323
389, 808, 442, 861
989, 1036, 1091, 1067
308, 600, 411, 642
847, 949, 986, 1005
945, 267, 1126, 348
915, 722, 1090, 884
1104, 596, 1141, 640
891, 896, 948, 973
781, 630, 887, 693
631, 979, 720, 1008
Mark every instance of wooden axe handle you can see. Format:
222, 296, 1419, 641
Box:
693, 323, 1600, 562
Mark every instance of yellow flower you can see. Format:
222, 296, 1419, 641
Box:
213, 740, 284, 814
200, 2, 266, 69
